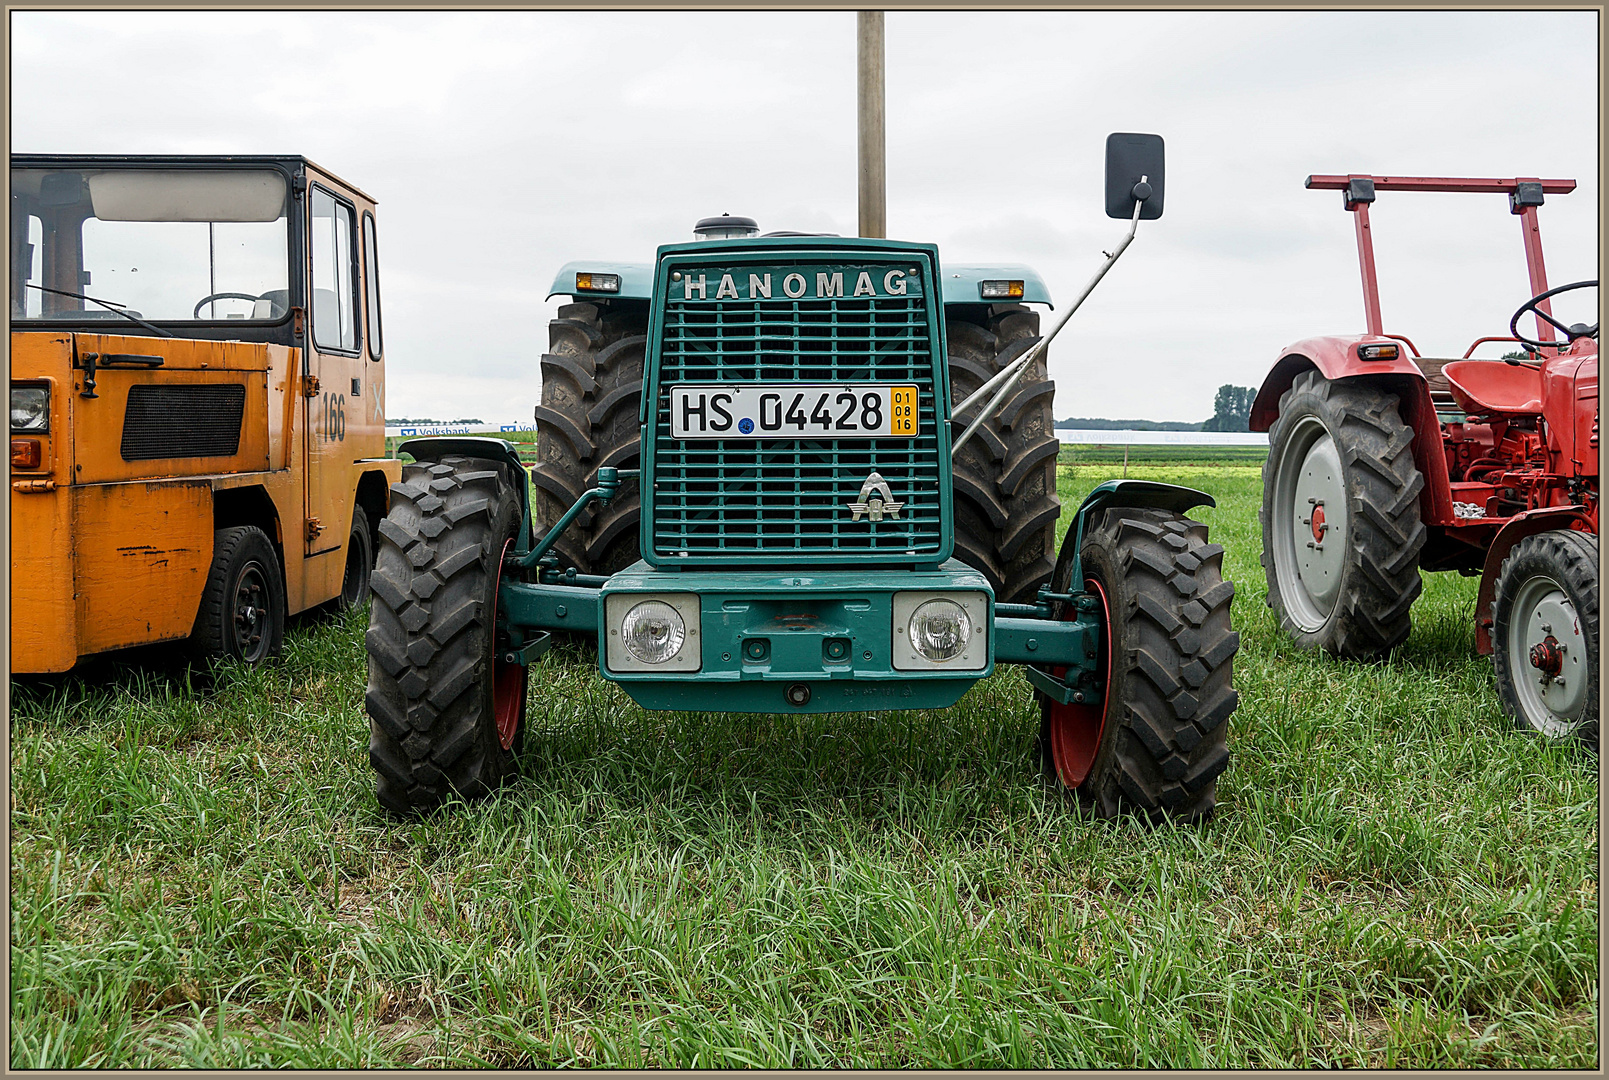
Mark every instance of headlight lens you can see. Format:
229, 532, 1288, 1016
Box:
908, 598, 973, 663
10, 387, 49, 432
621, 600, 687, 665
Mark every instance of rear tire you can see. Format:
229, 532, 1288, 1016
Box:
946, 305, 1061, 604
365, 454, 528, 815
1491, 530, 1599, 748
338, 505, 373, 611
530, 300, 648, 575
1261, 369, 1427, 657
1036, 507, 1239, 823
189, 525, 286, 664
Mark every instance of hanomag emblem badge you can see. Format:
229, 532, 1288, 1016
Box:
847, 471, 903, 522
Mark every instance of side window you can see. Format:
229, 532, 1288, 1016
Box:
363, 212, 383, 360
310, 187, 358, 352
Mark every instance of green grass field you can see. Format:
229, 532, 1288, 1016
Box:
10, 446, 1598, 1067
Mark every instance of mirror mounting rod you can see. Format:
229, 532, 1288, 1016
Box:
952, 184, 1147, 457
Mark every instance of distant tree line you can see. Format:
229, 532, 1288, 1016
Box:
1055, 384, 1256, 432
385, 417, 485, 425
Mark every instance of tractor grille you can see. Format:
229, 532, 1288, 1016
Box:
120, 383, 246, 461
650, 268, 943, 562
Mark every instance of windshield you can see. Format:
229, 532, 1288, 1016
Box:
10, 167, 290, 324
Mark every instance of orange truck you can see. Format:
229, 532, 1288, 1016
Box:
9, 154, 400, 672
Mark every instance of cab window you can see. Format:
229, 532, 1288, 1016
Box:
310, 187, 359, 352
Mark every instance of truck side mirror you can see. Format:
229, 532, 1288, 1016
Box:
1105, 133, 1165, 220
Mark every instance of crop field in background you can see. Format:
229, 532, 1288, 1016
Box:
10, 445, 1599, 1068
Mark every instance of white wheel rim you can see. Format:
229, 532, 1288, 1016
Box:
1271, 415, 1349, 632
1507, 573, 1587, 736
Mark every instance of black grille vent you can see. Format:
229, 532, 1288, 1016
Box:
120, 384, 246, 461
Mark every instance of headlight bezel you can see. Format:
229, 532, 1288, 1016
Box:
891, 590, 989, 671
10, 384, 50, 433
603, 592, 701, 673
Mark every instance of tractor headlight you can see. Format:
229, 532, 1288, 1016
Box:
10, 386, 49, 432
892, 591, 988, 671
980, 279, 1025, 300
621, 600, 687, 665
908, 599, 973, 662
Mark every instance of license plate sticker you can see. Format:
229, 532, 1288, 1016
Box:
670, 384, 919, 439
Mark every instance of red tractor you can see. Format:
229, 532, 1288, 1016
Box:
1252, 174, 1598, 745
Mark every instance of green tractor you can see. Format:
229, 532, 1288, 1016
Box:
365, 134, 1240, 822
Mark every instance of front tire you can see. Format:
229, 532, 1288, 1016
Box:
365, 454, 529, 814
1491, 530, 1599, 748
1037, 507, 1239, 823
189, 525, 286, 664
1261, 369, 1427, 657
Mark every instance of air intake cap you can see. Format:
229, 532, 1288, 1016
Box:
694, 213, 759, 240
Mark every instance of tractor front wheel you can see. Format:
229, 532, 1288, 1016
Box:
1038, 506, 1239, 823
1261, 369, 1427, 657
1491, 530, 1599, 748
365, 454, 529, 814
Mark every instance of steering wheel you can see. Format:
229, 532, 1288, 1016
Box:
193, 292, 265, 319
1509, 279, 1598, 350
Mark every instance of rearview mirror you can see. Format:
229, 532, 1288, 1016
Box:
1105, 133, 1165, 220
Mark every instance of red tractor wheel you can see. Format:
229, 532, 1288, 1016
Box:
1037, 506, 1239, 823
1491, 530, 1599, 747
1261, 369, 1427, 657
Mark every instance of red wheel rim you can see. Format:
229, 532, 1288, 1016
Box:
491, 539, 526, 751
1047, 577, 1112, 789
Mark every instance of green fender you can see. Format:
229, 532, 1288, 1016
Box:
1061, 479, 1217, 589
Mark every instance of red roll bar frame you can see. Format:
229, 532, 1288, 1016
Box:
1305, 174, 1577, 345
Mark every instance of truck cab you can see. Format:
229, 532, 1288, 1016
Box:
9, 154, 399, 672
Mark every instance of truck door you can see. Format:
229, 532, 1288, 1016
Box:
303, 184, 362, 562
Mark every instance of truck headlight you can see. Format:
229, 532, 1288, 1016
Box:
10, 386, 49, 432
908, 598, 972, 662
621, 600, 687, 665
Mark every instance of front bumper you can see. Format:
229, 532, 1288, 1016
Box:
497, 559, 1098, 715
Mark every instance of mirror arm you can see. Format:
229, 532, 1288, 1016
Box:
952, 179, 1147, 456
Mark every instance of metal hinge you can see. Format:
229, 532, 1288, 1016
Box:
305, 518, 324, 542
11, 479, 57, 494
304, 375, 321, 397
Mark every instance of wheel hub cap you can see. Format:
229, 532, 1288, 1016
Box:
1510, 578, 1586, 732
1282, 422, 1349, 622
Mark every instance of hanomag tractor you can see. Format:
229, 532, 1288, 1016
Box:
1252, 173, 1598, 743
10, 155, 398, 672
367, 135, 1241, 819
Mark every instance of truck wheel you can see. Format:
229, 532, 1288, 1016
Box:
1261, 369, 1426, 657
1491, 530, 1599, 748
338, 505, 372, 611
947, 305, 1061, 604
1037, 507, 1239, 823
189, 526, 286, 664
531, 300, 648, 575
365, 454, 529, 814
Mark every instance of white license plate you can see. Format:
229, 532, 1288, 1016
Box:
669, 383, 919, 439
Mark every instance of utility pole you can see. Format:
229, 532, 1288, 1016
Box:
857, 11, 886, 239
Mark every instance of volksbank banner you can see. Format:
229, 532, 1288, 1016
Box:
386, 423, 538, 438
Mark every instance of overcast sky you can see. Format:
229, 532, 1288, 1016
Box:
11, 10, 1600, 424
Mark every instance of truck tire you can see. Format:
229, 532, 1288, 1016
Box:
189, 525, 286, 664
337, 505, 373, 611
1491, 530, 1599, 748
1036, 507, 1238, 824
947, 305, 1061, 604
366, 454, 529, 815
1261, 369, 1427, 657
530, 300, 648, 575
